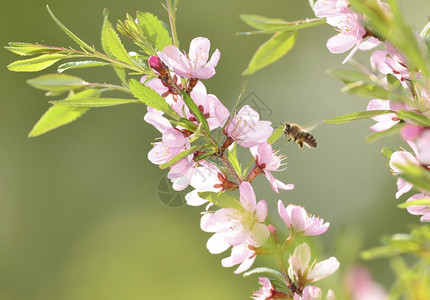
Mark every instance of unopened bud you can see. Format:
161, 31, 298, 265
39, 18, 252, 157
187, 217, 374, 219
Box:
148, 56, 163, 72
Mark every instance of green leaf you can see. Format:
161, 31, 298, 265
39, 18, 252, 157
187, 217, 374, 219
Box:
58, 61, 109, 73
180, 90, 211, 135
398, 199, 430, 208
46, 5, 95, 53
361, 245, 402, 260
159, 145, 203, 170
129, 79, 181, 120
238, 18, 325, 35
193, 151, 216, 162
240, 14, 289, 30
29, 106, 89, 137
243, 268, 284, 282
397, 110, 430, 127
5, 42, 63, 56
324, 110, 392, 124
104, 27, 136, 66
7, 53, 66, 72
228, 144, 242, 176
341, 82, 390, 99
243, 31, 298, 75
268, 125, 284, 144
365, 122, 403, 143
137, 12, 173, 52
101, 10, 128, 86
396, 163, 430, 192
328, 69, 378, 85
27, 74, 88, 91
28, 89, 103, 137
381, 146, 395, 159
198, 192, 241, 209
50, 98, 139, 107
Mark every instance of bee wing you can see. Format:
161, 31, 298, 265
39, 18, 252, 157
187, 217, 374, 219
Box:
302, 120, 322, 132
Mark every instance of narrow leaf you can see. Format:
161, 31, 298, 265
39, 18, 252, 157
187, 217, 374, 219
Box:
398, 199, 430, 208
194, 151, 216, 162
137, 12, 173, 52
58, 60, 109, 73
240, 14, 289, 30
198, 192, 241, 209
46, 5, 95, 53
238, 18, 325, 35
341, 82, 390, 99
101, 10, 128, 86
324, 110, 392, 124
268, 125, 284, 144
50, 98, 139, 107
159, 145, 203, 169
396, 110, 430, 127
381, 146, 395, 159
243, 268, 284, 281
328, 69, 377, 85
180, 90, 211, 134
365, 123, 403, 143
5, 42, 63, 56
105, 27, 136, 66
243, 31, 298, 75
129, 79, 180, 120
29, 106, 89, 137
7, 53, 66, 72
27, 74, 88, 91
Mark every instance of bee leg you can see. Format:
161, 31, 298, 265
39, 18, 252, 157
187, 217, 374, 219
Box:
298, 141, 305, 151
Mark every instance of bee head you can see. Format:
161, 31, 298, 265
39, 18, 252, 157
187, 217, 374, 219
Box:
283, 122, 291, 133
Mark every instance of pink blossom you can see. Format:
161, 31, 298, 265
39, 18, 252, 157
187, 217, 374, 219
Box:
314, 0, 349, 18
158, 37, 220, 79
201, 182, 270, 253
147, 127, 190, 165
389, 150, 420, 198
371, 43, 420, 84
185, 161, 228, 206
251, 277, 275, 300
366, 99, 399, 132
346, 266, 388, 300
289, 243, 340, 283
170, 81, 229, 130
221, 243, 257, 274
416, 130, 430, 165
224, 105, 273, 148
314, 0, 380, 63
250, 142, 294, 193
401, 124, 423, 141
294, 286, 336, 300
406, 193, 430, 222
278, 201, 330, 236
167, 157, 197, 191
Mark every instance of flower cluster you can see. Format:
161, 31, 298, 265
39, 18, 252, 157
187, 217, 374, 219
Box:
363, 39, 430, 222
314, 0, 381, 63
142, 37, 339, 298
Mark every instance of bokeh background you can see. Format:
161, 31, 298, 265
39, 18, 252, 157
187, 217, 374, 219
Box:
1, 0, 429, 299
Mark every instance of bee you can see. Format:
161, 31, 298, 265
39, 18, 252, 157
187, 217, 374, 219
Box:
283, 122, 317, 150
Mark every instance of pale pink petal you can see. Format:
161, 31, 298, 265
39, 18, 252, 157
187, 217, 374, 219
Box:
158, 46, 191, 78
185, 190, 208, 206
144, 109, 171, 133
255, 200, 268, 222
206, 232, 230, 254
358, 37, 380, 50
406, 193, 430, 222
239, 182, 257, 212
290, 205, 307, 232
308, 257, 340, 282
205, 48, 221, 69
327, 33, 358, 53
395, 178, 413, 199
304, 218, 330, 236
250, 222, 270, 247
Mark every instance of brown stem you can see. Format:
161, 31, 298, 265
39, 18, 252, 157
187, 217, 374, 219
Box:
218, 153, 242, 185
275, 253, 299, 296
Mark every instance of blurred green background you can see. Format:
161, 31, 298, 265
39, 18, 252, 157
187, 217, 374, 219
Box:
1, 0, 429, 299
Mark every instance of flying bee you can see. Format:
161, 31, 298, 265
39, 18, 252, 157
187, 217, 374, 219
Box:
283, 122, 317, 150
